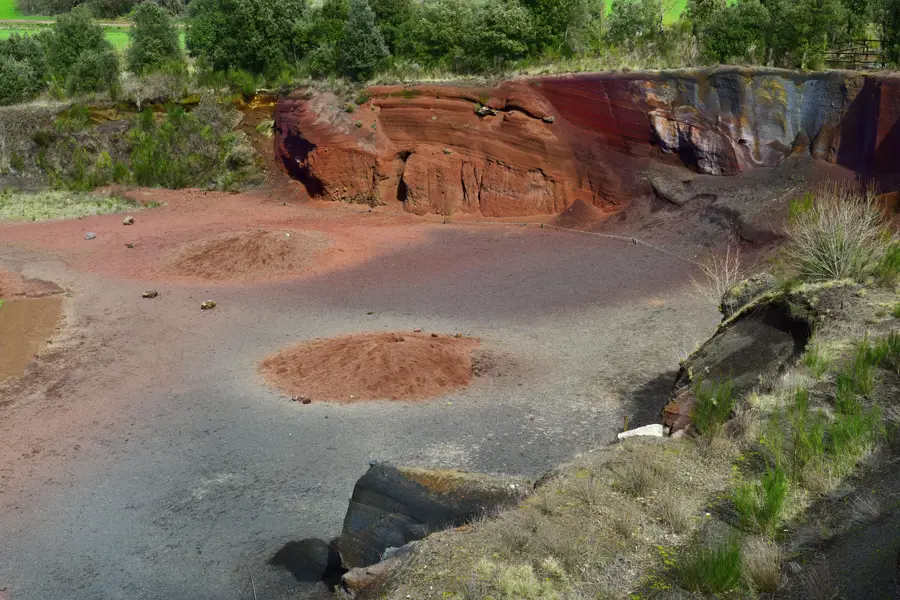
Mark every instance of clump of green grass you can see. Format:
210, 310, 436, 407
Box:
873, 242, 900, 287
892, 302, 900, 318
0, 190, 135, 221
802, 338, 832, 379
731, 465, 789, 536
354, 91, 371, 105
675, 538, 744, 594
693, 378, 735, 437
784, 183, 895, 282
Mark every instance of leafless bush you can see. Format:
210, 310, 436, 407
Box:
691, 236, 744, 305
570, 470, 604, 508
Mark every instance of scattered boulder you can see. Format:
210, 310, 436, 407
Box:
142, 290, 158, 299
474, 105, 498, 117
720, 273, 778, 318
200, 300, 216, 310
122, 216, 134, 226
617, 423, 664, 440
268, 538, 341, 582
338, 463, 529, 569
125, 242, 135, 249
340, 558, 400, 598
542, 115, 555, 124
84, 232, 96, 240
664, 294, 814, 431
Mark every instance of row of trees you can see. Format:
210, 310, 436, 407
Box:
7, 0, 900, 106
0, 2, 181, 104
182, 0, 900, 81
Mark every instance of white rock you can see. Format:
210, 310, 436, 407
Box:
617, 424, 664, 440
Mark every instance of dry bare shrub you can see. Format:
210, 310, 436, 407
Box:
655, 489, 693, 533
691, 236, 744, 305
800, 562, 840, 600
784, 182, 895, 282
742, 537, 784, 593
533, 491, 560, 516
725, 406, 758, 443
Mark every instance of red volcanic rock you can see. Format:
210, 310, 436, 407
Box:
275, 69, 900, 217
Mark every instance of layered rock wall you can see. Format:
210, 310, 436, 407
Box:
275, 68, 900, 217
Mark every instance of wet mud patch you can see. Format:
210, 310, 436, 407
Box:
260, 332, 480, 402
163, 229, 330, 282
0, 296, 63, 382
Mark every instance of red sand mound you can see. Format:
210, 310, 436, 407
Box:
260, 332, 480, 402
164, 229, 329, 282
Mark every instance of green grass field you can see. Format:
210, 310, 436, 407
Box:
0, 26, 130, 47
0, 0, 49, 20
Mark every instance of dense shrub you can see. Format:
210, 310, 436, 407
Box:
67, 48, 120, 95
127, 1, 184, 74
369, 0, 412, 52
339, 0, 389, 80
395, 0, 470, 68
605, 0, 663, 48
44, 7, 120, 95
521, 0, 604, 54
186, 0, 306, 75
458, 0, 534, 72
0, 35, 48, 105
128, 97, 255, 189
700, 0, 769, 64
784, 183, 895, 282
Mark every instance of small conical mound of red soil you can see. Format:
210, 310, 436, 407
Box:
164, 230, 329, 282
260, 332, 480, 402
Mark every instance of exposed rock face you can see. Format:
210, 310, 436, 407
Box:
275, 68, 900, 217
338, 463, 529, 569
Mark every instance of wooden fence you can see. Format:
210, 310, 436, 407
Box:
825, 39, 886, 70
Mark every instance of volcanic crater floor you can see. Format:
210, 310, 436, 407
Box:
0, 188, 719, 600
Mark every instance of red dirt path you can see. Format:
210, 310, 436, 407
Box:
0, 188, 430, 285
260, 332, 480, 402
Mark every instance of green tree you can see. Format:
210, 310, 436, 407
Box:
293, 0, 348, 76
338, 0, 389, 80
0, 34, 47, 105
878, 0, 900, 65
701, 0, 769, 63
127, 2, 183, 74
67, 47, 119, 94
686, 0, 726, 37
605, 0, 663, 48
520, 0, 605, 54
396, 0, 471, 67
186, 0, 305, 75
459, 0, 534, 71
370, 0, 412, 52
763, 0, 846, 68
44, 7, 120, 94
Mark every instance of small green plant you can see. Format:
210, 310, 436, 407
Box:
869, 331, 900, 374
731, 465, 788, 536
873, 243, 900, 287
345, 102, 356, 113
675, 538, 743, 594
892, 302, 900, 318
789, 388, 826, 478
802, 338, 832, 379
692, 378, 735, 437
354, 91, 371, 105
827, 407, 881, 477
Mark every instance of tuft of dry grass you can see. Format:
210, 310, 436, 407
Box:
850, 492, 882, 523
655, 489, 693, 533
800, 562, 840, 600
742, 537, 784, 592
613, 458, 656, 498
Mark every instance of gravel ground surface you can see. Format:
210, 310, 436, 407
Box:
0, 197, 719, 600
